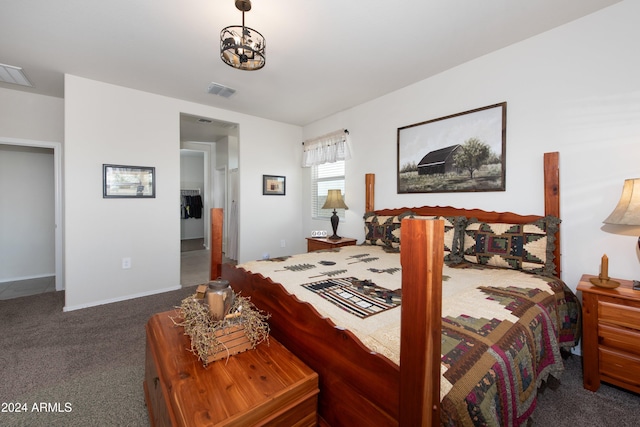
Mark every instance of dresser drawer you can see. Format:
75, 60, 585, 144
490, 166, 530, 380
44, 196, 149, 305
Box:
578, 274, 640, 394
306, 237, 356, 252
599, 347, 640, 390
599, 323, 640, 355
598, 299, 640, 330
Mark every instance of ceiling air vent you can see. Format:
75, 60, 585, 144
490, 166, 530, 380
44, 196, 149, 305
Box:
0, 63, 33, 87
207, 82, 236, 98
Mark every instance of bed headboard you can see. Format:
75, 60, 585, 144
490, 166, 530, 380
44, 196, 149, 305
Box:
365, 151, 561, 278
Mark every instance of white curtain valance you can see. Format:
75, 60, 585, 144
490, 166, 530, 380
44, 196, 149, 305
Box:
302, 129, 351, 167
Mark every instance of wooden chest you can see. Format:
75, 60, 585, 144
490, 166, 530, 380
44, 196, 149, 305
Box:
578, 274, 640, 394
144, 310, 319, 426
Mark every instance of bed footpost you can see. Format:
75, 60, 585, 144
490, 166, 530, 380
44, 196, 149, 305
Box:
210, 208, 223, 280
399, 218, 443, 427
543, 151, 561, 278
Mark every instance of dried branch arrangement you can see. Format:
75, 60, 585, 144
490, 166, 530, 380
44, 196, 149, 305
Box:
173, 293, 270, 366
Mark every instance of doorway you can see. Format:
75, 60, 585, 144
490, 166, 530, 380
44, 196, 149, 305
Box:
180, 148, 208, 287
0, 137, 63, 299
179, 114, 239, 287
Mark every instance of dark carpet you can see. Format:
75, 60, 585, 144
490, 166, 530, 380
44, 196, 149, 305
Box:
0, 288, 638, 426
0, 287, 194, 427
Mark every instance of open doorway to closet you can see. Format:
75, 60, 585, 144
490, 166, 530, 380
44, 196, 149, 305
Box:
0, 138, 63, 300
179, 113, 239, 287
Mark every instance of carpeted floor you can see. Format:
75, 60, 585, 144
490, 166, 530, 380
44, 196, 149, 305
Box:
0, 287, 194, 427
0, 288, 638, 426
532, 354, 639, 426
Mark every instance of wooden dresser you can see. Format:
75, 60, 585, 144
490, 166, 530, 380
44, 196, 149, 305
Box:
578, 274, 640, 394
144, 310, 319, 426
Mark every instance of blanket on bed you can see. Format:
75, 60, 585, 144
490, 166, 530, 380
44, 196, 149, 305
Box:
238, 245, 580, 426
302, 276, 401, 318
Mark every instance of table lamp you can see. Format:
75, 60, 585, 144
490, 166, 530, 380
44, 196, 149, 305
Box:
597, 178, 640, 288
322, 189, 348, 240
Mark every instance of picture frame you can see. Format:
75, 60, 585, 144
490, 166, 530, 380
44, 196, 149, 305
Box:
262, 174, 286, 195
397, 102, 506, 193
103, 164, 156, 198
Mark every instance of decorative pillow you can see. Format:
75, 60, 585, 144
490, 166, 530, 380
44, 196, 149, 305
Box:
363, 211, 414, 252
409, 215, 466, 264
363, 212, 466, 262
461, 216, 560, 276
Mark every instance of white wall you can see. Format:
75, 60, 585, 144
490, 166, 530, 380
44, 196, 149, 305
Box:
0, 88, 64, 142
0, 145, 55, 281
237, 121, 304, 260
64, 75, 302, 310
303, 0, 640, 294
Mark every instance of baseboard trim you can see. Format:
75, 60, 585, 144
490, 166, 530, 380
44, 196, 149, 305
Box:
0, 273, 55, 284
63, 285, 182, 312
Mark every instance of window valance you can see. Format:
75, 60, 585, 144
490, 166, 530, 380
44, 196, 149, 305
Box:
302, 129, 351, 167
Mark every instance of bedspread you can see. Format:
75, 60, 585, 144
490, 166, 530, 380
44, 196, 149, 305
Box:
238, 245, 580, 426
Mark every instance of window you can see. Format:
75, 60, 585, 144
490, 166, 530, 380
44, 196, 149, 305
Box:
312, 160, 345, 220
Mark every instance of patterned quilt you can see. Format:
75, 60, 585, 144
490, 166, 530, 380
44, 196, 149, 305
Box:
238, 245, 581, 426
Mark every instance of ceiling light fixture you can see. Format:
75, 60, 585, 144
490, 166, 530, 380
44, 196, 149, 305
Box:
220, 0, 265, 71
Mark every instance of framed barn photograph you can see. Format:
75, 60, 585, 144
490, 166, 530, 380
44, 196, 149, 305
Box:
397, 102, 506, 193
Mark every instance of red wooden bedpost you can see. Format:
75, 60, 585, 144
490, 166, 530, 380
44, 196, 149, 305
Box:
210, 208, 223, 280
543, 151, 561, 278
365, 173, 375, 212
399, 218, 443, 427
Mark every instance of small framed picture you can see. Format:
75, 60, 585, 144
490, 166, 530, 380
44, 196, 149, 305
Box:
263, 175, 286, 195
103, 164, 155, 198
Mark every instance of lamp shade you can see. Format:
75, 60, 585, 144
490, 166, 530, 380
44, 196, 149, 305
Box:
603, 178, 640, 225
322, 190, 348, 210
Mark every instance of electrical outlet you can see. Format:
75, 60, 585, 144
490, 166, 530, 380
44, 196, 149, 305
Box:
122, 257, 131, 269
280, 239, 286, 248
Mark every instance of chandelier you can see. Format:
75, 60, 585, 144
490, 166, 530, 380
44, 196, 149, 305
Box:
220, 0, 266, 71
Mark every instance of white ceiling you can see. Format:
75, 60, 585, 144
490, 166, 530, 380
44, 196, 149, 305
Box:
1, 0, 620, 141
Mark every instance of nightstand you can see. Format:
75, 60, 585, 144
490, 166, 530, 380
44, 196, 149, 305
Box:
306, 237, 357, 252
577, 274, 640, 394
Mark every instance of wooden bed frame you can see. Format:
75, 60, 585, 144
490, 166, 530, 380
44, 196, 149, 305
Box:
212, 152, 560, 427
